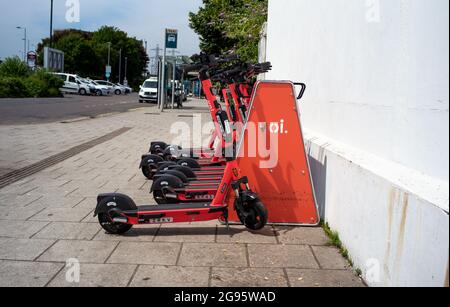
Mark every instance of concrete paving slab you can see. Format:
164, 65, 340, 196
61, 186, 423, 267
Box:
37, 240, 118, 263
248, 244, 319, 269
216, 226, 278, 244
0, 203, 47, 220
93, 225, 160, 242
178, 243, 247, 268
130, 265, 210, 287
155, 224, 216, 243
311, 246, 351, 270
48, 263, 137, 287
107, 242, 181, 265
33, 222, 100, 240
0, 238, 55, 261
273, 226, 330, 246
211, 267, 288, 287
29, 206, 93, 222
0, 260, 63, 287
286, 269, 365, 287
0, 220, 49, 238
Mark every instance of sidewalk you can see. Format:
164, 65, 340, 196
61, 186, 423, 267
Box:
0, 99, 364, 287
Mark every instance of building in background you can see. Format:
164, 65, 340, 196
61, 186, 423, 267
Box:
263, 0, 449, 286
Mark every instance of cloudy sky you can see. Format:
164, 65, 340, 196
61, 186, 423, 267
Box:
0, 0, 203, 60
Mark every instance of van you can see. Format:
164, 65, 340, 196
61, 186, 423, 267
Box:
53, 73, 94, 95
139, 78, 158, 103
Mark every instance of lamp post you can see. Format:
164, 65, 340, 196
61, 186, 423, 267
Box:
50, 0, 54, 47
16, 26, 27, 62
118, 48, 122, 84
124, 57, 128, 86
107, 42, 111, 66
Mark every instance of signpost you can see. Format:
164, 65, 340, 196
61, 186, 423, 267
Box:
159, 29, 178, 111
27, 51, 37, 68
105, 65, 112, 81
43, 47, 64, 72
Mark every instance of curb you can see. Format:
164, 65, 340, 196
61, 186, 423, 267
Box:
60, 117, 91, 123
60, 107, 148, 124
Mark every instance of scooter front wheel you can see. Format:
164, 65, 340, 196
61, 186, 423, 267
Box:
237, 200, 268, 231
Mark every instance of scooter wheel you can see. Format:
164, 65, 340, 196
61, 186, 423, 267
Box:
98, 214, 133, 234
177, 158, 201, 169
237, 200, 268, 231
150, 142, 168, 155
156, 162, 178, 173
141, 155, 164, 180
171, 165, 197, 180
161, 170, 189, 183
152, 175, 185, 205
97, 197, 135, 234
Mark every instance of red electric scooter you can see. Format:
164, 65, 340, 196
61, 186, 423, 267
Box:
94, 58, 269, 234
140, 59, 271, 180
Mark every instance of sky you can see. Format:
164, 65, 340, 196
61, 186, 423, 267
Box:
0, 0, 203, 60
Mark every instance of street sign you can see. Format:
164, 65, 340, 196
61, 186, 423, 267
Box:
27, 51, 37, 68
105, 65, 112, 79
43, 47, 64, 72
165, 29, 178, 49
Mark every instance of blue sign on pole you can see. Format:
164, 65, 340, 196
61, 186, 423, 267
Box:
165, 29, 178, 49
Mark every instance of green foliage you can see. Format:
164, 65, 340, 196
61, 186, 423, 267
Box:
23, 70, 64, 98
0, 57, 30, 78
36, 26, 149, 87
323, 222, 361, 274
0, 59, 63, 98
189, 0, 268, 62
0, 77, 28, 98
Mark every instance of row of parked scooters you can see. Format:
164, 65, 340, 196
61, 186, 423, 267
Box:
94, 54, 273, 234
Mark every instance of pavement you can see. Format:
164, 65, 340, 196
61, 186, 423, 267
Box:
0, 98, 364, 287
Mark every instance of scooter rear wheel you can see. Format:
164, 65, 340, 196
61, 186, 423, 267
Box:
150, 141, 168, 155
98, 214, 133, 234
177, 158, 201, 169
237, 200, 268, 231
152, 175, 185, 205
141, 155, 164, 180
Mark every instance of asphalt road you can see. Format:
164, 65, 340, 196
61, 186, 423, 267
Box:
0, 93, 156, 125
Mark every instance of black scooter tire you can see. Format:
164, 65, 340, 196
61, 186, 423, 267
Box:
97, 197, 134, 234
237, 200, 268, 231
150, 142, 168, 155
152, 175, 185, 205
141, 155, 164, 180
156, 162, 178, 173
177, 158, 201, 169
170, 165, 197, 180
160, 170, 189, 183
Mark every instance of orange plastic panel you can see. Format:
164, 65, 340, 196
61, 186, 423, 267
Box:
228, 81, 319, 225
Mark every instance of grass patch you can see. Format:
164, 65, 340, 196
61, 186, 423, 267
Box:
322, 222, 361, 276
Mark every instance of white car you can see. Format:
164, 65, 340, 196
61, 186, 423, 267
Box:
139, 78, 158, 103
84, 79, 112, 96
53, 73, 94, 95
117, 83, 132, 94
95, 80, 125, 95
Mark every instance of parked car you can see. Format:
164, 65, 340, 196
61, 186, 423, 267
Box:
95, 80, 126, 95
53, 73, 94, 95
117, 83, 132, 94
84, 79, 112, 96
139, 78, 158, 103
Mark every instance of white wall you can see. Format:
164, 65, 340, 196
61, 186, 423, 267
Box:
266, 0, 449, 181
265, 0, 449, 286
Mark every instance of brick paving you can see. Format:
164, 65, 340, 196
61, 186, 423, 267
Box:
0, 99, 364, 287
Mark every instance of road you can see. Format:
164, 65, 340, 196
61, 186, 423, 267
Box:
0, 93, 156, 125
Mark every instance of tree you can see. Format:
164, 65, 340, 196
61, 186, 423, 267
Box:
189, 0, 268, 62
36, 26, 149, 87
